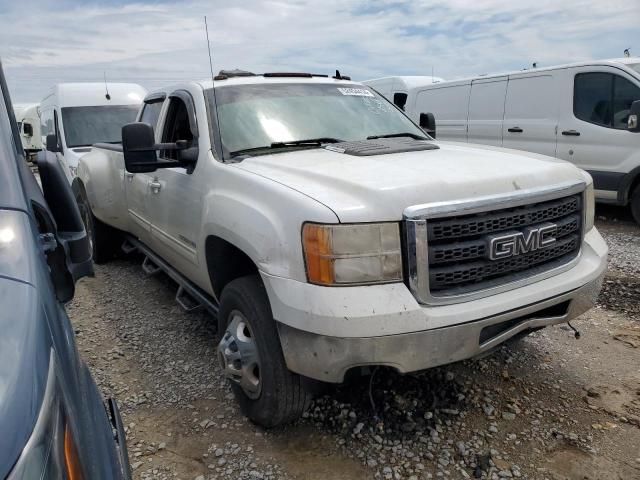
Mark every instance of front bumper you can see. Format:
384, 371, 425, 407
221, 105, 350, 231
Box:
264, 228, 607, 383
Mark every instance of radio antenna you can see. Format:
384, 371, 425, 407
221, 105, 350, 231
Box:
103, 71, 111, 100
205, 16, 215, 84
204, 16, 224, 159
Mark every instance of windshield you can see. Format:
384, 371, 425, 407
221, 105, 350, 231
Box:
207, 83, 427, 156
61, 105, 139, 148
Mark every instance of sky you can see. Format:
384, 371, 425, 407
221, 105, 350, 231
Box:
1, 0, 639, 102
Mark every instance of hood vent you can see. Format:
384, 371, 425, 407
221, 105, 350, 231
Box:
72, 147, 92, 153
325, 138, 439, 156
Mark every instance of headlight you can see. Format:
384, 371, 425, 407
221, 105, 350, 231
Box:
302, 223, 402, 285
584, 181, 595, 232
8, 352, 84, 480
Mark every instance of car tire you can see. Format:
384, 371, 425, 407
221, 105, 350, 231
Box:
631, 185, 640, 225
217, 275, 312, 427
76, 188, 120, 264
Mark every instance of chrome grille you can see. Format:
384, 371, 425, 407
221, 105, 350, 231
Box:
404, 182, 586, 305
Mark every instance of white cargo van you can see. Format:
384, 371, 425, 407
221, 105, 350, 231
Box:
39, 83, 146, 181
365, 58, 640, 222
364, 76, 444, 111
13, 103, 41, 159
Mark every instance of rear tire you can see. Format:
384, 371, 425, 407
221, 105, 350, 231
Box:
631, 186, 640, 225
217, 275, 312, 427
76, 188, 120, 264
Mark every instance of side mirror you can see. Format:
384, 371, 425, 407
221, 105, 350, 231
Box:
122, 122, 158, 173
46, 133, 60, 153
36, 150, 94, 302
628, 100, 640, 133
393, 92, 408, 111
23, 122, 33, 137
419, 112, 436, 138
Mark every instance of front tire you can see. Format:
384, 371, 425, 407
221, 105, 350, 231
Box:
75, 188, 120, 264
631, 185, 640, 225
217, 275, 312, 427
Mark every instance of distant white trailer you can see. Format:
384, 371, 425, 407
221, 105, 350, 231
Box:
363, 76, 445, 112
39, 82, 146, 182
13, 103, 42, 159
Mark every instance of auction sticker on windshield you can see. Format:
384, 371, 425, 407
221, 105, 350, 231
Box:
337, 87, 374, 97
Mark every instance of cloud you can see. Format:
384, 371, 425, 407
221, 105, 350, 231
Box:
1, 0, 638, 102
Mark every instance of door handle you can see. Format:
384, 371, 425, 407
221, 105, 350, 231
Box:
149, 180, 162, 193
562, 130, 580, 136
125, 172, 134, 181
507, 127, 523, 133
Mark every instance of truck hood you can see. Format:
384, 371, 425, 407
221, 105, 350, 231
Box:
233, 141, 586, 222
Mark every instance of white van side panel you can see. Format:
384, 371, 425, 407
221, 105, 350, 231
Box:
502, 73, 559, 157
412, 84, 470, 141
467, 77, 508, 146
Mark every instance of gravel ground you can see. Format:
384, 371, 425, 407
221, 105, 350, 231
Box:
67, 205, 640, 480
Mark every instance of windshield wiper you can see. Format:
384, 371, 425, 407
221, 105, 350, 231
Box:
230, 138, 344, 158
366, 132, 429, 140
270, 137, 343, 148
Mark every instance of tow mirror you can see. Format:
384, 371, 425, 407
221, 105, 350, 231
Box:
23, 122, 33, 137
628, 100, 640, 133
122, 122, 198, 173
420, 112, 436, 138
46, 134, 60, 153
122, 122, 159, 173
393, 92, 408, 111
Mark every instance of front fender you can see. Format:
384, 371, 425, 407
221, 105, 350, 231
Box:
77, 149, 128, 231
201, 164, 338, 282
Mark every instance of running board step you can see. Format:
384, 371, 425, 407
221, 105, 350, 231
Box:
141, 256, 162, 275
175, 286, 202, 312
121, 239, 138, 254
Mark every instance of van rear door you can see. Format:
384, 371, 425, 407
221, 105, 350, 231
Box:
502, 73, 559, 157
467, 77, 507, 146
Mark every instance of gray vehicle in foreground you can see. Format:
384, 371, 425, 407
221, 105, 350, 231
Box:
0, 61, 131, 479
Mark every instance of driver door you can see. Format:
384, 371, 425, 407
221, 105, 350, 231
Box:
556, 66, 640, 197
146, 91, 204, 280
124, 97, 165, 242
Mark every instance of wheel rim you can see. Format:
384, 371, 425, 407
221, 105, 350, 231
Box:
217, 310, 262, 399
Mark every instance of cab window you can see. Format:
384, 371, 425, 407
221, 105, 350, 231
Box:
139, 100, 164, 131
160, 97, 194, 160
574, 72, 640, 129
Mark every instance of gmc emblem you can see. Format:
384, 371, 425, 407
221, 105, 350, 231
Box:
488, 223, 557, 260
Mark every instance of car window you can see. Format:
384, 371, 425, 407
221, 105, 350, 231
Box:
140, 100, 163, 130
40, 109, 53, 140
61, 105, 139, 147
209, 83, 425, 155
574, 72, 640, 129
612, 75, 640, 129
574, 73, 612, 127
160, 98, 194, 160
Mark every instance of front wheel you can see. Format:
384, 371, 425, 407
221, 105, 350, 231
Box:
217, 275, 312, 427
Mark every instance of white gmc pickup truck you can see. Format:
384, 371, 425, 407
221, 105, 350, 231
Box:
75, 71, 608, 427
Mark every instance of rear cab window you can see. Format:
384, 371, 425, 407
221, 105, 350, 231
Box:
139, 99, 164, 131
